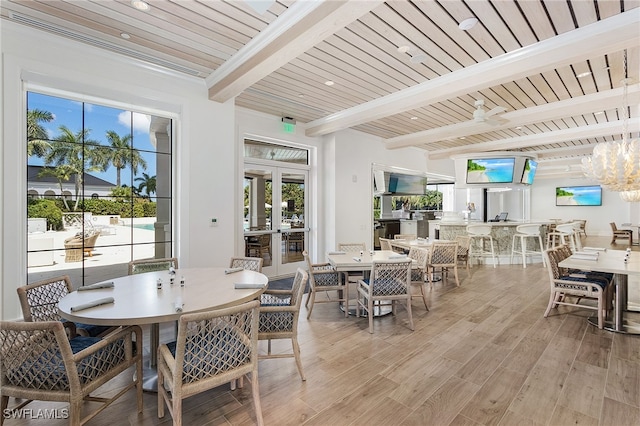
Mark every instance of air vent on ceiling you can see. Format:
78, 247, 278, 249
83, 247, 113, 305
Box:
9, 12, 206, 77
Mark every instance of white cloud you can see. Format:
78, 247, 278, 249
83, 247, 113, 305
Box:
118, 111, 150, 133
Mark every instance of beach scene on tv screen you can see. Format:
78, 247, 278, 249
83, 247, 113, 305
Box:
556, 186, 601, 206
466, 158, 514, 183
521, 159, 537, 185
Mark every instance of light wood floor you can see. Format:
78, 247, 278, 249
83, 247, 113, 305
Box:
6, 237, 640, 425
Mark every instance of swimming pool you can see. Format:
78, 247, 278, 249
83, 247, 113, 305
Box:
132, 223, 155, 231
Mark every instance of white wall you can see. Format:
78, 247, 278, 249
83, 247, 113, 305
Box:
532, 176, 639, 236
326, 130, 442, 251
1, 21, 236, 319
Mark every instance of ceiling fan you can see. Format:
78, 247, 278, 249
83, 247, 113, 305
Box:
472, 99, 507, 125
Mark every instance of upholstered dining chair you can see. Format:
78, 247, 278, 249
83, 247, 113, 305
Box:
427, 241, 460, 288
337, 242, 366, 252
356, 258, 414, 334
542, 246, 613, 329
229, 256, 263, 272
0, 321, 143, 426
407, 247, 429, 310
17, 275, 114, 338
128, 257, 179, 275
303, 251, 345, 318
258, 268, 308, 381
157, 301, 263, 426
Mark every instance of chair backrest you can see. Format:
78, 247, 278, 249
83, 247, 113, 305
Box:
171, 300, 260, 384
229, 256, 263, 272
0, 320, 76, 390
466, 224, 491, 236
455, 235, 471, 255
17, 276, 73, 322
394, 234, 416, 240
379, 238, 393, 251
337, 242, 366, 252
369, 259, 412, 295
515, 224, 542, 235
128, 257, 178, 275
408, 247, 429, 276
429, 241, 459, 267
555, 223, 576, 234
610, 222, 618, 231
259, 268, 308, 335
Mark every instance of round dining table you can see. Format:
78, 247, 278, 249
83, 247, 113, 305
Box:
58, 267, 268, 390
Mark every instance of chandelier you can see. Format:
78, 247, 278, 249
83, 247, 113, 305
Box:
582, 50, 640, 198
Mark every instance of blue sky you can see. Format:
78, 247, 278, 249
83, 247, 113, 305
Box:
27, 92, 159, 187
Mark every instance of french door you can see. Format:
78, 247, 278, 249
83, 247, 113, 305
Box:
243, 163, 308, 276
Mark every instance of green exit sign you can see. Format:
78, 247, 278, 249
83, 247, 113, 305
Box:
282, 122, 295, 133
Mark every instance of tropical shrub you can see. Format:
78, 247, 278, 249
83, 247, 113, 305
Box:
27, 199, 63, 230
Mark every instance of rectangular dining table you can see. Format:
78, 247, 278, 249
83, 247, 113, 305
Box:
559, 249, 640, 334
58, 267, 268, 390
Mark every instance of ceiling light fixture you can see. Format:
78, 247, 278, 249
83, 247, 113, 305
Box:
120, 32, 131, 39
131, 0, 150, 11
397, 45, 410, 53
410, 116, 418, 120
458, 17, 478, 31
582, 50, 640, 198
324, 80, 334, 86
576, 71, 592, 78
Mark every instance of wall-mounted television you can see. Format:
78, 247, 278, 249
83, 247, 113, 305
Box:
520, 159, 538, 185
556, 185, 602, 206
466, 158, 515, 184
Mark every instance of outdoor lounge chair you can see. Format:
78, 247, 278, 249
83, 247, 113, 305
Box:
64, 231, 100, 262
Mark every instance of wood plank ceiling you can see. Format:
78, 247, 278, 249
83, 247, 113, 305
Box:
2, 0, 639, 179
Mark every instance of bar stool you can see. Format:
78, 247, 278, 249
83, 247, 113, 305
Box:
548, 223, 579, 251
466, 224, 497, 268
546, 223, 572, 249
511, 224, 546, 268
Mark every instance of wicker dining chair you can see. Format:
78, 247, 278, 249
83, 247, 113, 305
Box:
157, 301, 263, 426
407, 247, 429, 310
337, 242, 366, 252
0, 321, 143, 426
455, 235, 471, 275
542, 246, 613, 329
17, 276, 114, 338
258, 268, 308, 381
303, 251, 345, 318
379, 237, 393, 251
229, 256, 263, 272
427, 241, 460, 287
128, 257, 179, 275
356, 259, 414, 334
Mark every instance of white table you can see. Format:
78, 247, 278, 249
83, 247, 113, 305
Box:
59, 267, 267, 389
559, 250, 640, 334
389, 238, 433, 251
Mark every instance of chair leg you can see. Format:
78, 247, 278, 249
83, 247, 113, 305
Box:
368, 296, 374, 334
419, 283, 429, 310
306, 290, 316, 319
453, 266, 460, 287
544, 291, 557, 317
69, 401, 82, 426
292, 337, 306, 381
251, 372, 264, 426
405, 297, 414, 331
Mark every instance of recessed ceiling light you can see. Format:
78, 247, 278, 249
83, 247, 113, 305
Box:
515, 126, 523, 130
459, 136, 466, 140
410, 116, 418, 120
324, 80, 334, 86
397, 45, 410, 53
594, 111, 604, 115
459, 17, 478, 30
131, 0, 150, 11
576, 71, 591, 78
298, 93, 304, 98
410, 53, 427, 64
120, 32, 131, 39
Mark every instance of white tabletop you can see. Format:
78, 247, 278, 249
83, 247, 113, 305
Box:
58, 267, 268, 326
559, 249, 640, 275
389, 239, 433, 251
327, 250, 414, 271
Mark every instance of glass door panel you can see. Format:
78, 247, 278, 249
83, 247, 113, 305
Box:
280, 171, 307, 270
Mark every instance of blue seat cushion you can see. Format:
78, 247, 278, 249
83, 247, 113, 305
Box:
75, 323, 113, 337
558, 274, 610, 289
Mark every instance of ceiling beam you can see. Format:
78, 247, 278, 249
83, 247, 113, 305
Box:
304, 10, 639, 137
206, 0, 383, 102
384, 85, 640, 149
427, 117, 640, 160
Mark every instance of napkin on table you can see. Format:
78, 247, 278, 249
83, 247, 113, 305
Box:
234, 283, 266, 289
352, 257, 362, 262
77, 281, 114, 291
327, 251, 346, 255
224, 267, 244, 274
70, 297, 114, 312
582, 247, 606, 252
571, 252, 599, 261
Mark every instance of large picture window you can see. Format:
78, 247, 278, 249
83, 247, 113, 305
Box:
26, 92, 173, 286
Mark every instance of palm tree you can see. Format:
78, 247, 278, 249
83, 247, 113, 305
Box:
38, 165, 75, 211
135, 172, 156, 198
44, 125, 103, 211
102, 130, 147, 187
27, 109, 54, 157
